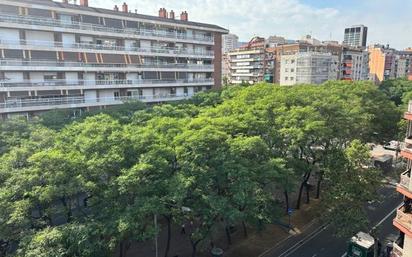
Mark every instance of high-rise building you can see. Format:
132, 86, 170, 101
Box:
0, 0, 227, 119
392, 101, 412, 257
222, 33, 239, 54
343, 25, 368, 48
280, 52, 339, 86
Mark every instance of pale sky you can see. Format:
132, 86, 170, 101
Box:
90, 0, 411, 49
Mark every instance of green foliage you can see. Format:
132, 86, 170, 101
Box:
379, 78, 412, 106
0, 81, 401, 256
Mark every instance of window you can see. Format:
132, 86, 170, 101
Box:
285, 68, 289, 72
285, 77, 288, 81
114, 92, 120, 99
291, 60, 295, 64
183, 87, 188, 94
291, 68, 295, 72
290, 77, 294, 80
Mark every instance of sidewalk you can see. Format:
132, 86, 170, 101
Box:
124, 200, 320, 257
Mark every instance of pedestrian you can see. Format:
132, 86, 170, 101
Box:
180, 224, 186, 234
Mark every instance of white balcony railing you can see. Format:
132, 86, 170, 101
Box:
0, 78, 214, 88
0, 59, 213, 70
0, 39, 214, 57
391, 242, 404, 257
399, 171, 412, 191
0, 14, 214, 43
0, 94, 194, 110
395, 207, 412, 231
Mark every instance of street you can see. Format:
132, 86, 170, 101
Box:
264, 183, 402, 257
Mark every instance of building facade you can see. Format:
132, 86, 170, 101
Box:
268, 42, 343, 84
369, 45, 412, 84
392, 101, 412, 257
222, 33, 239, 54
0, 0, 227, 119
280, 52, 339, 86
343, 25, 368, 48
227, 37, 267, 84
341, 47, 369, 81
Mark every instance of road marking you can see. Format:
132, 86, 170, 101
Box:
371, 203, 400, 230
277, 225, 329, 257
340, 203, 402, 257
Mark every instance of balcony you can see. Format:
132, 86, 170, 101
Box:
0, 14, 214, 43
0, 39, 214, 58
399, 170, 412, 192
406, 101, 412, 120
0, 78, 214, 91
0, 94, 194, 114
0, 59, 213, 72
394, 206, 412, 235
391, 242, 404, 257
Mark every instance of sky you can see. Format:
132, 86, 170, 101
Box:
91, 0, 411, 49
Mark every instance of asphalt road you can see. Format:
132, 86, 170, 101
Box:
264, 183, 402, 257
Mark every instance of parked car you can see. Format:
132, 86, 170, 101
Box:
383, 141, 400, 151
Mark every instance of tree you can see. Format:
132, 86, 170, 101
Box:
321, 140, 382, 238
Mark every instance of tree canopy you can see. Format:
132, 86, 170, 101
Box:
0, 81, 401, 257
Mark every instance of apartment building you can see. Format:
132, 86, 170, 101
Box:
341, 47, 369, 81
280, 52, 339, 86
343, 25, 368, 48
396, 50, 412, 79
222, 33, 239, 54
227, 37, 267, 84
392, 101, 412, 257
268, 42, 343, 84
369, 45, 412, 84
0, 0, 228, 119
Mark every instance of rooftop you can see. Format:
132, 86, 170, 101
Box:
13, 0, 228, 32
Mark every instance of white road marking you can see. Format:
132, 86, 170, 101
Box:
278, 225, 328, 257
340, 203, 402, 257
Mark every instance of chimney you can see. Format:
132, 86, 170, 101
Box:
80, 0, 88, 7
113, 5, 119, 11
122, 2, 128, 13
169, 10, 175, 19
180, 11, 188, 21
159, 8, 167, 18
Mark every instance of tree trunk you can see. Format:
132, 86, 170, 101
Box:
191, 240, 200, 257
164, 215, 172, 257
296, 181, 305, 210
316, 174, 323, 199
242, 221, 248, 238
225, 225, 232, 245
296, 171, 311, 209
284, 190, 289, 213
305, 183, 310, 204
119, 241, 124, 257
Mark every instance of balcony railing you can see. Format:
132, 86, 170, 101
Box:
0, 14, 214, 43
394, 206, 412, 231
0, 39, 214, 57
0, 78, 214, 88
391, 242, 404, 257
0, 94, 194, 110
399, 171, 412, 191
0, 59, 213, 70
